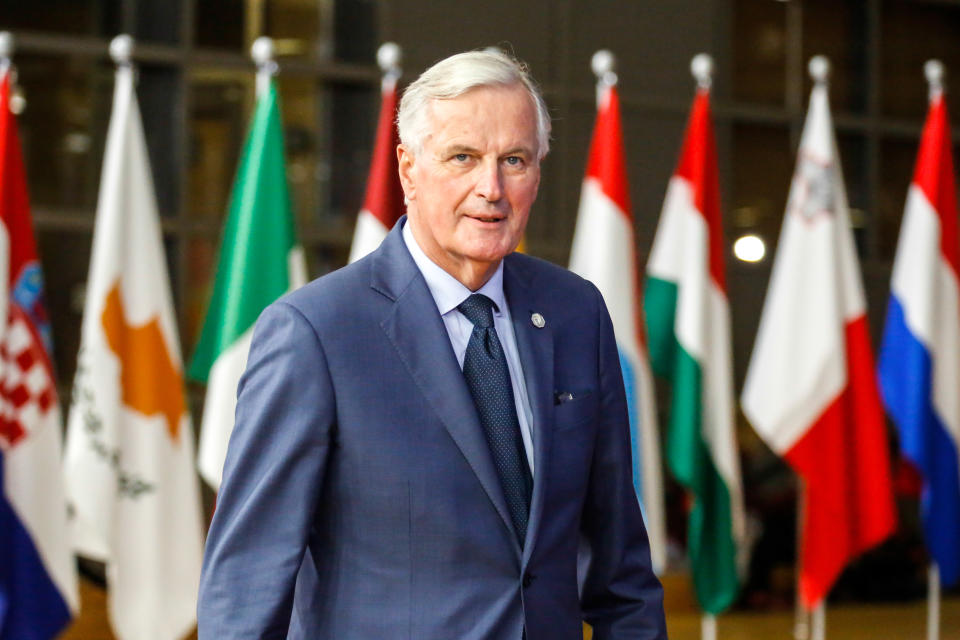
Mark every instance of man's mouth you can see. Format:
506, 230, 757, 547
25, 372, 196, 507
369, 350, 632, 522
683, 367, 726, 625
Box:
465, 213, 506, 224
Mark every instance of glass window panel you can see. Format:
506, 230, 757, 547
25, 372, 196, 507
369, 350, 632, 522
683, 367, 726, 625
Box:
195, 0, 246, 50
138, 64, 182, 217
878, 137, 919, 262
36, 230, 92, 388
732, 0, 786, 106
322, 82, 376, 239
265, 0, 322, 59
277, 75, 321, 238
730, 123, 792, 255
881, 0, 960, 121
333, 0, 376, 63
802, 0, 869, 115
836, 133, 869, 258
5, 0, 120, 37
135, 1, 183, 44
187, 70, 251, 222
16, 55, 112, 214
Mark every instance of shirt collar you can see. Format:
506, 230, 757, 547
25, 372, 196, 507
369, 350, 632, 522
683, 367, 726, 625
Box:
402, 218, 507, 317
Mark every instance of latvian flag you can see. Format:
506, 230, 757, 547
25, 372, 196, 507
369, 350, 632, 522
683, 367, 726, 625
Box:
878, 86, 960, 587
645, 86, 744, 614
569, 82, 667, 573
348, 66, 404, 263
741, 71, 896, 609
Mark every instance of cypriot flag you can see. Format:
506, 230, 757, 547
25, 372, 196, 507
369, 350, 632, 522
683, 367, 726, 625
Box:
64, 47, 203, 639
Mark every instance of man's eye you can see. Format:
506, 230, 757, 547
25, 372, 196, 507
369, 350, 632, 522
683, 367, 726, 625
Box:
453, 153, 469, 162
505, 156, 523, 166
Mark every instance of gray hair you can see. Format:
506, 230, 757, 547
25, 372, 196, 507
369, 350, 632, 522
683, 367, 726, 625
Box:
397, 49, 551, 160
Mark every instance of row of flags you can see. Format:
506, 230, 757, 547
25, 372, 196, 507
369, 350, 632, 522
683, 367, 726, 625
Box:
1, 40, 957, 638
571, 52, 960, 636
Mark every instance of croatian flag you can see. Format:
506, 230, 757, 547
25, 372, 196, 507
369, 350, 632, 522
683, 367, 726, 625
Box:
0, 72, 78, 638
877, 88, 960, 586
569, 81, 667, 573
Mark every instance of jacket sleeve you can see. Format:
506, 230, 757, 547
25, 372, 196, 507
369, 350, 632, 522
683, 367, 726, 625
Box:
580, 284, 668, 639
197, 301, 335, 639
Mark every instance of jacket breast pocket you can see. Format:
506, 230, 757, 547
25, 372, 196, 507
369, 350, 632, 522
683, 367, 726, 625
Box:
552, 390, 597, 433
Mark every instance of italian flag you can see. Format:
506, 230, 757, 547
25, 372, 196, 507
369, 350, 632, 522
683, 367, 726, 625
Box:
188, 81, 307, 490
645, 88, 744, 614
569, 82, 667, 574
741, 74, 896, 609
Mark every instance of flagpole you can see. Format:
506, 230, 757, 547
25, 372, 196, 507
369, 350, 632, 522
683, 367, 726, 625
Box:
0, 31, 12, 78
377, 41, 402, 94
252, 36, 277, 99
805, 56, 833, 640
920, 58, 946, 640
690, 51, 719, 640
590, 49, 617, 108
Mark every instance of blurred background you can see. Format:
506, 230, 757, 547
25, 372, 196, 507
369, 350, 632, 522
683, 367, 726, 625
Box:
5, 0, 960, 637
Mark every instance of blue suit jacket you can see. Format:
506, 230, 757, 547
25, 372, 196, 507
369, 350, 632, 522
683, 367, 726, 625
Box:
198, 219, 666, 639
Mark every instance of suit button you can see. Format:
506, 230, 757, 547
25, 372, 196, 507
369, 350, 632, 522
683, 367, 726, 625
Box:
522, 573, 534, 588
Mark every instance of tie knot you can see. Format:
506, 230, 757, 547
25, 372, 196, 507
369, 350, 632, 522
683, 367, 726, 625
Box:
458, 293, 496, 328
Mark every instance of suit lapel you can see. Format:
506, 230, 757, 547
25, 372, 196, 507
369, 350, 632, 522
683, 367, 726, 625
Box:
373, 221, 520, 556
503, 256, 555, 566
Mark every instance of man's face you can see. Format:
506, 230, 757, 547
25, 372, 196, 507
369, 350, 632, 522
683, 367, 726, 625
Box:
398, 83, 541, 289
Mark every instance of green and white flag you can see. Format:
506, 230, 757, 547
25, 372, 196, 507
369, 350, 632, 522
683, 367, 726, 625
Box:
644, 85, 744, 615
189, 81, 307, 489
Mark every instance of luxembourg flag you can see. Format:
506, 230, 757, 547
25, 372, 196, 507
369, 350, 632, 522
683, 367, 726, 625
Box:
741, 60, 896, 609
645, 77, 744, 615
877, 79, 960, 587
348, 45, 404, 264
0, 70, 79, 638
569, 79, 667, 573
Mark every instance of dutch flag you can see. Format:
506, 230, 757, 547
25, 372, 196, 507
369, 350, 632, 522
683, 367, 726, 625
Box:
878, 73, 960, 588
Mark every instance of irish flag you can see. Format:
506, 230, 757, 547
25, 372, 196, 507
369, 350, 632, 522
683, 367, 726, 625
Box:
189, 81, 307, 490
645, 86, 744, 614
741, 67, 896, 609
569, 81, 667, 573
878, 81, 960, 587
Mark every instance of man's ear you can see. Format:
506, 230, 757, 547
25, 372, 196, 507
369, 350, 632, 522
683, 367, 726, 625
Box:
397, 144, 416, 202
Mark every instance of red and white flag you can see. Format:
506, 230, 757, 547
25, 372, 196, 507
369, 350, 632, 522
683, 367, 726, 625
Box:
569, 82, 667, 573
348, 68, 404, 263
741, 69, 896, 609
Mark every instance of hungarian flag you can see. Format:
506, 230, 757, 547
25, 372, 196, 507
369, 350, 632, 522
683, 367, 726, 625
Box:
189, 81, 307, 490
348, 71, 404, 263
878, 88, 960, 586
645, 87, 744, 614
63, 60, 204, 639
569, 84, 667, 573
741, 76, 896, 609
0, 71, 79, 639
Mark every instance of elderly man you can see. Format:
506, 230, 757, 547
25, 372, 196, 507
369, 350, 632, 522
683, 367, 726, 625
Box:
197, 49, 666, 639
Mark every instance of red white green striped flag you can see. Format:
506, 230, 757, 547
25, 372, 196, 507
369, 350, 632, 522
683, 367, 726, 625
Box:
644, 85, 744, 615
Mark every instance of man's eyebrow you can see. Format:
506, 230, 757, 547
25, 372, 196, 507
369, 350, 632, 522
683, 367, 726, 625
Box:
441, 144, 481, 155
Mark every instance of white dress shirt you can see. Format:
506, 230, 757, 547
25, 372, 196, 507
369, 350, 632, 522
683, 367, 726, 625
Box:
403, 220, 535, 474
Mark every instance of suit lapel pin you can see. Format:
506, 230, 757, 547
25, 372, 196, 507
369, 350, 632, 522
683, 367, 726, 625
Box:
531, 312, 545, 328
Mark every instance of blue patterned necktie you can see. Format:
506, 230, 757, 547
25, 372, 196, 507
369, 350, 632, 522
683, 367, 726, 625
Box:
458, 293, 532, 547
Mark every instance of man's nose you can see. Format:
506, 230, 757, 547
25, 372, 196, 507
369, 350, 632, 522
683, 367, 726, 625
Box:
474, 159, 503, 202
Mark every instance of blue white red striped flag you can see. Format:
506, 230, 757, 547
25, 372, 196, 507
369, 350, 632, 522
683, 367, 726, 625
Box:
0, 70, 78, 639
878, 89, 960, 587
